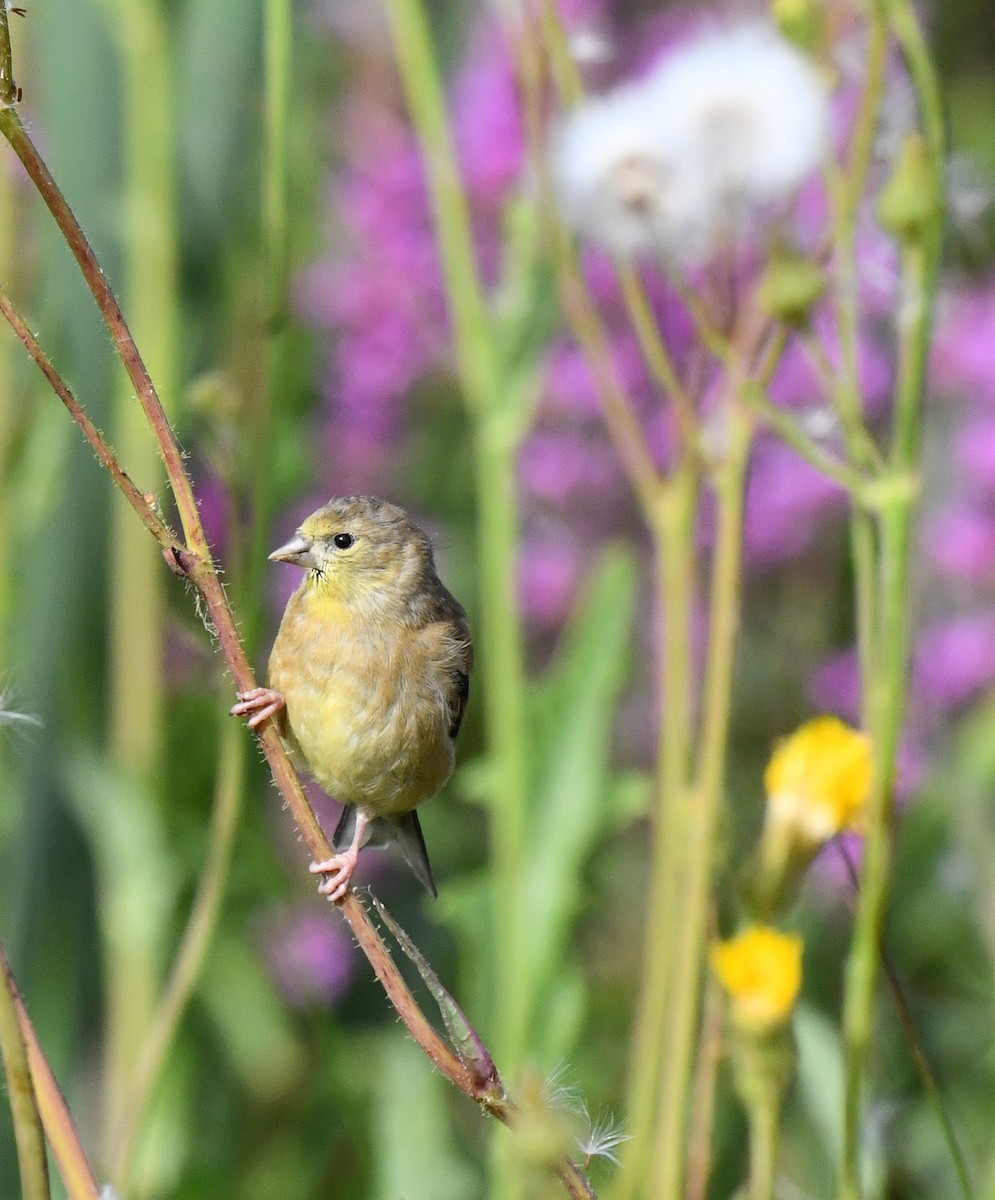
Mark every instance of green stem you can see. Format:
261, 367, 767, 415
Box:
0, 149, 18, 654
99, 0, 180, 1154
0, 947, 51, 1200
617, 265, 697, 449
747, 383, 870, 497
850, 511, 879, 730
839, 6, 945, 1196
380, 0, 531, 1083
832, 9, 890, 470
652, 410, 752, 1200
617, 468, 698, 1199
243, 0, 293, 655
685, 977, 725, 1200
0, 3, 14, 104
746, 1082, 779, 1200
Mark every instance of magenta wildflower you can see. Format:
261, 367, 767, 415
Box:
261, 908, 355, 1009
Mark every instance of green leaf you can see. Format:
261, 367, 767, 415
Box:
197, 933, 305, 1099
795, 1004, 885, 1198
373, 1033, 480, 1200
521, 547, 639, 1033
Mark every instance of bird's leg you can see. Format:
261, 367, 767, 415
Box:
309, 809, 369, 903
230, 687, 287, 733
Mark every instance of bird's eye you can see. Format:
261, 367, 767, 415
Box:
332, 533, 354, 550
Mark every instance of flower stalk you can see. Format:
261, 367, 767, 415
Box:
380, 0, 532, 1087
838, 5, 945, 1197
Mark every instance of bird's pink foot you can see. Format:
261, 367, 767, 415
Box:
309, 852, 360, 903
230, 686, 286, 730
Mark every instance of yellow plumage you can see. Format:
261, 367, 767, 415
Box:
233, 496, 471, 899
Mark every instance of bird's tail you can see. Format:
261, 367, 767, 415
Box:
332, 804, 438, 898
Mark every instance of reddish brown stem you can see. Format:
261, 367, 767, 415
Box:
0, 53, 599, 1200
0, 109, 206, 556
0, 286, 179, 551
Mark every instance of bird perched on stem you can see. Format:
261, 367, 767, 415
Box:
232, 496, 472, 901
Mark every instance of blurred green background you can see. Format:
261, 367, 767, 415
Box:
3, 2, 995, 1198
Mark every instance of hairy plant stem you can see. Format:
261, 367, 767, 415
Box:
839, 5, 945, 1196
0, 109, 204, 552
0, 38, 597, 1200
652, 405, 753, 1200
0, 945, 51, 1200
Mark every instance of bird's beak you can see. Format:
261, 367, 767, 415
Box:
269, 534, 318, 569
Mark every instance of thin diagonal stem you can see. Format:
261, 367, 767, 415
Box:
0, 944, 99, 1200
0, 946, 51, 1200
553, 234, 662, 512
0, 17, 597, 1200
0, 286, 179, 549
0, 109, 206, 556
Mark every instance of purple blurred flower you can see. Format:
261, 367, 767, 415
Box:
520, 431, 621, 505
743, 439, 847, 567
261, 907, 355, 1009
913, 614, 995, 711
809, 650, 862, 723
194, 468, 232, 559
769, 312, 892, 415
518, 527, 587, 630
955, 414, 995, 492
931, 287, 995, 405
923, 506, 995, 585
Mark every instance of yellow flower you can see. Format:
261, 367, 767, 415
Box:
711, 926, 803, 1031
764, 716, 872, 843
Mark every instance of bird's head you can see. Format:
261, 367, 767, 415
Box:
269, 496, 435, 607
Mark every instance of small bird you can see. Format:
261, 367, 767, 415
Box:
232, 496, 472, 901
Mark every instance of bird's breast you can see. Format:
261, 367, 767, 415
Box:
267, 595, 458, 814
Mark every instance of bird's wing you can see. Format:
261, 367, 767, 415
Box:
448, 668, 470, 740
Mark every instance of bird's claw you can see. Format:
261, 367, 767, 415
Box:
309, 853, 359, 903
230, 687, 286, 729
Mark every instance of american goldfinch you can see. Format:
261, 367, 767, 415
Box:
232, 496, 472, 901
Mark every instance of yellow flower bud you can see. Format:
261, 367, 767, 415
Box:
711, 926, 803, 1032
764, 716, 873, 844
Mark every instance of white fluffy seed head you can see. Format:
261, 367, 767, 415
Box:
551, 23, 829, 262
646, 24, 828, 206
551, 84, 711, 259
